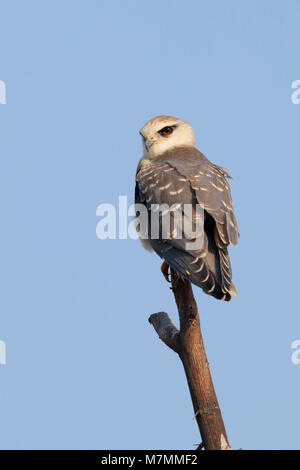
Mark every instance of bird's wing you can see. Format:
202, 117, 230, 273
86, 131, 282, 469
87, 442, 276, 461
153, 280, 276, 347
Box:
162, 147, 239, 247
136, 159, 204, 253
135, 147, 239, 300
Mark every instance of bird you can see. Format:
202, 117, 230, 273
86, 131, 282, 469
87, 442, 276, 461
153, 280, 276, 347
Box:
135, 115, 239, 301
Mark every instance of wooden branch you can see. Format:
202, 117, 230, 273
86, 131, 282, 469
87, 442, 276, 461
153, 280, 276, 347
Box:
148, 312, 179, 353
149, 269, 231, 450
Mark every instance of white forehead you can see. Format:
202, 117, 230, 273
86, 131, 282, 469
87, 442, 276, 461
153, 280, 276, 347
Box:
140, 115, 191, 136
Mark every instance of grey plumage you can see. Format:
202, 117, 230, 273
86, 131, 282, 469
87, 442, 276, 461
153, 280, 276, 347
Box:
135, 146, 239, 301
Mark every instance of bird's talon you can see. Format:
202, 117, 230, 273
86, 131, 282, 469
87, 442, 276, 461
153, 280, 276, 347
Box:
161, 261, 171, 283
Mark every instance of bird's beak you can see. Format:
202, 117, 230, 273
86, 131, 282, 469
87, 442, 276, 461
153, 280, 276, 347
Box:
145, 137, 167, 151
145, 137, 156, 151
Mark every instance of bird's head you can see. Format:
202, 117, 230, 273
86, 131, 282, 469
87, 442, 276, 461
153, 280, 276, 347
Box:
139, 115, 195, 158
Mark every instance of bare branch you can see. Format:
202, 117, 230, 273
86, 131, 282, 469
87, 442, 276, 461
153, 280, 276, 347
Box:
149, 269, 231, 450
148, 312, 180, 353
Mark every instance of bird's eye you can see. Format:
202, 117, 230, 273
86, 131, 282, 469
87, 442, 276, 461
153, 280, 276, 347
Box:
159, 126, 174, 136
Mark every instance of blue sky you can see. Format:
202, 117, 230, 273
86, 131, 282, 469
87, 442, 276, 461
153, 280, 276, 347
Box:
0, 0, 300, 450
